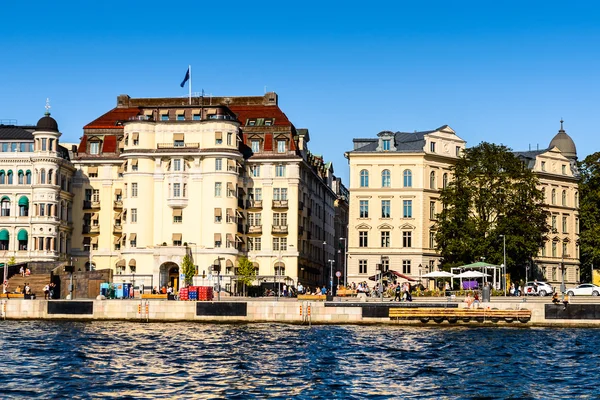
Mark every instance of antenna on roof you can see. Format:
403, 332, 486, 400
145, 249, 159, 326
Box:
45, 98, 51, 116
537, 144, 539, 150
529, 144, 531, 151
264, 86, 267, 94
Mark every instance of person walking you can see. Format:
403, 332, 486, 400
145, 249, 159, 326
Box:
393, 284, 402, 301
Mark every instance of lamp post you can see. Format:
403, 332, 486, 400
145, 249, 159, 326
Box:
561, 253, 569, 294
213, 257, 224, 301
83, 243, 93, 271
379, 256, 389, 302
339, 237, 347, 288
500, 234, 506, 297
327, 259, 334, 295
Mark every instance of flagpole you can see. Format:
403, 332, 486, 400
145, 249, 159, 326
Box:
188, 65, 192, 105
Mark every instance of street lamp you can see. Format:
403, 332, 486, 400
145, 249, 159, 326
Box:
339, 237, 347, 288
379, 256, 389, 302
213, 257, 224, 301
327, 259, 335, 295
561, 253, 570, 294
500, 234, 506, 297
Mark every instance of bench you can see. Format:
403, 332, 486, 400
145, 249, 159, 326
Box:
4, 293, 25, 299
336, 289, 358, 297
141, 294, 168, 299
297, 294, 327, 301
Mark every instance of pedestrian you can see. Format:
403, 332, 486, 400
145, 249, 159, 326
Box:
19, 266, 24, 277
48, 283, 54, 299
551, 292, 560, 305
43, 284, 50, 300
563, 294, 570, 310
510, 283, 515, 296
3, 280, 8, 295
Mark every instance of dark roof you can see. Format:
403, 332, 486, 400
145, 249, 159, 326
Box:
0, 125, 35, 140
228, 105, 291, 127
513, 149, 548, 160
351, 129, 435, 153
36, 114, 59, 132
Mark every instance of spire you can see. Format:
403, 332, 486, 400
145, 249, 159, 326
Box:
560, 118, 564, 131
44, 98, 51, 116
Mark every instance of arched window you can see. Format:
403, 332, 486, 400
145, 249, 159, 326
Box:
443, 173, 448, 189
562, 190, 567, 206
541, 187, 546, 201
551, 189, 556, 205
17, 229, 28, 250
48, 169, 53, 185
1, 196, 10, 216
18, 196, 29, 217
0, 170, 5, 184
430, 171, 436, 189
274, 261, 285, 276
0, 229, 8, 250
18, 170, 24, 185
360, 170, 369, 187
40, 169, 46, 184
403, 170, 412, 187
26, 170, 31, 185
7, 170, 13, 185
381, 169, 391, 188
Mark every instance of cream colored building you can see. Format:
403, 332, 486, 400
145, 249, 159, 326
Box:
0, 112, 75, 264
71, 93, 339, 292
345, 126, 466, 284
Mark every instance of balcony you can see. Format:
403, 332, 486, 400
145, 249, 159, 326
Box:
90, 225, 100, 234
113, 200, 123, 209
156, 143, 200, 149
113, 225, 122, 233
272, 200, 289, 209
83, 200, 101, 210
272, 225, 289, 234
166, 197, 188, 208
246, 200, 263, 209
248, 225, 262, 234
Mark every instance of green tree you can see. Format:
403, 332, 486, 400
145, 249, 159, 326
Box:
578, 152, 600, 282
435, 142, 548, 278
236, 256, 256, 297
181, 254, 195, 286
7, 257, 16, 266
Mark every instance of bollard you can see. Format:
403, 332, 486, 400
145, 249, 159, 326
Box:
299, 305, 303, 316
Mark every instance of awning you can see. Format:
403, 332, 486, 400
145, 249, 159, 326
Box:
130, 159, 138, 166
91, 213, 99, 221
129, 233, 137, 241
17, 229, 28, 241
129, 259, 136, 267
226, 208, 233, 217
18, 196, 29, 206
114, 212, 121, 219
173, 209, 182, 217
0, 196, 8, 202
214, 208, 222, 217
191, 109, 200, 115
173, 133, 184, 141
236, 210, 244, 219
176, 109, 184, 115
172, 233, 182, 241
144, 110, 153, 116
118, 165, 124, 173
227, 182, 233, 191
160, 110, 169, 115
90, 237, 98, 245
235, 235, 244, 243
116, 259, 126, 267
115, 188, 122, 195
368, 270, 418, 282
131, 133, 139, 140
228, 160, 236, 169
226, 233, 233, 242
18, 169, 23, 175
215, 131, 222, 140
226, 259, 234, 267
113, 236, 122, 244
214, 233, 221, 242
88, 166, 98, 174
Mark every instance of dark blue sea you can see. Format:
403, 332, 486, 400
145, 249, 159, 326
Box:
0, 321, 595, 399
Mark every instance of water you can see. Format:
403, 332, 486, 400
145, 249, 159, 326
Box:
0, 321, 596, 399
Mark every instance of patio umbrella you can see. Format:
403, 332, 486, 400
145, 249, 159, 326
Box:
454, 271, 491, 278
422, 271, 455, 278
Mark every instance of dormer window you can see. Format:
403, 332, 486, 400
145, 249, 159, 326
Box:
277, 140, 286, 153
382, 139, 391, 151
562, 165, 567, 175
541, 161, 546, 171
251, 140, 260, 153
89, 141, 100, 155
430, 141, 436, 153
160, 110, 169, 121
247, 119, 256, 126
176, 111, 185, 121
264, 119, 274, 126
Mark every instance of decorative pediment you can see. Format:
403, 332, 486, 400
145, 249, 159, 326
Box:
552, 236, 560, 242
377, 223, 394, 230
400, 223, 416, 230
563, 237, 571, 243
356, 223, 372, 230
247, 134, 263, 141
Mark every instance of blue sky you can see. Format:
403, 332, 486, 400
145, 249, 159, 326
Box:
1, 1, 599, 184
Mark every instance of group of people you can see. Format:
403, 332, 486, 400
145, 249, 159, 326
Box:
42, 283, 57, 299
18, 266, 31, 277
463, 292, 481, 308
393, 282, 413, 302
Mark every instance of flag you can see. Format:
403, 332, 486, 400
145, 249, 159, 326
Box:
180, 67, 190, 88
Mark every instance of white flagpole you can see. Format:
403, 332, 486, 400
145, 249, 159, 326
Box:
188, 65, 192, 105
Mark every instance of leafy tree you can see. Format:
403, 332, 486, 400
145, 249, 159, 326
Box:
181, 254, 195, 286
7, 257, 16, 266
236, 256, 256, 297
578, 152, 600, 282
435, 142, 548, 279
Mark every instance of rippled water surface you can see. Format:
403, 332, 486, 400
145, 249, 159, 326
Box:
0, 321, 597, 399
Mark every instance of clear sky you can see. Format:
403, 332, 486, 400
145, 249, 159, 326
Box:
1, 1, 599, 184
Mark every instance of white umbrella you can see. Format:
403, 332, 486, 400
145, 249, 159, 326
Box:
455, 271, 491, 279
422, 271, 455, 278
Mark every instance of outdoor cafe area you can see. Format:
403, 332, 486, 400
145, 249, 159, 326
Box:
422, 262, 505, 291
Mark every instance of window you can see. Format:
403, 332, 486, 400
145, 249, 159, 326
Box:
382, 139, 391, 151
131, 183, 138, 197
173, 159, 181, 171
430, 142, 436, 153
42, 138, 47, 151
275, 164, 286, 177
562, 165, 567, 175
359, 260, 367, 274
40, 169, 45, 184
273, 188, 287, 200
360, 170, 369, 187
215, 158, 222, 171
403, 170, 412, 187
90, 142, 100, 155
429, 171, 436, 189
130, 235, 137, 248
177, 113, 185, 121
359, 231, 368, 247
541, 243, 546, 257
381, 200, 390, 218
563, 242, 568, 256
1, 198, 10, 216
251, 140, 260, 153
402, 260, 411, 274
562, 216, 568, 233
38, 203, 44, 216
92, 189, 100, 202
254, 188, 263, 200
429, 230, 435, 248
575, 191, 579, 207
430, 201, 436, 219
215, 132, 223, 145
273, 212, 287, 226
277, 140, 286, 153
403, 231, 412, 248
131, 208, 137, 223
381, 258, 389, 272
174, 212, 182, 224
551, 215, 557, 232
173, 183, 181, 197
227, 132, 233, 146
443, 173, 448, 189
456, 146, 461, 157
215, 182, 222, 197
248, 212, 262, 226
248, 237, 261, 251
576, 217, 579, 234
562, 190, 567, 206
26, 171, 31, 185
161, 114, 169, 121
273, 237, 287, 251
403, 200, 412, 218
381, 170, 391, 187
552, 267, 557, 281
552, 241, 557, 257
381, 231, 390, 248
192, 112, 201, 121
551, 189, 556, 205
359, 200, 369, 218
541, 161, 546, 171
250, 165, 260, 177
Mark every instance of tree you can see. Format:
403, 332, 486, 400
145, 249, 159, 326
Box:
236, 256, 256, 297
181, 254, 195, 286
7, 257, 16, 266
435, 142, 548, 279
578, 152, 600, 282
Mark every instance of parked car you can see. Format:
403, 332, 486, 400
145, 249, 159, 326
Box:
566, 283, 600, 296
522, 281, 554, 296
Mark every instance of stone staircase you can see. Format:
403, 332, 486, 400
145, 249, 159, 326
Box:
8, 274, 52, 296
